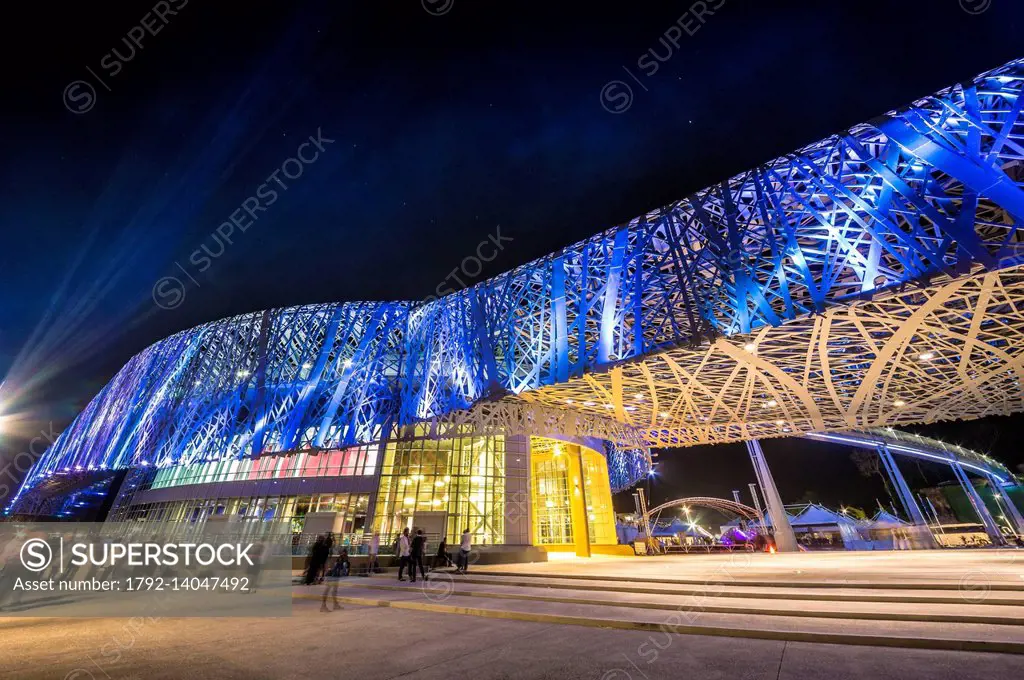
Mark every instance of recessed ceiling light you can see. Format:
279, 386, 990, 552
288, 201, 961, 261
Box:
918, 352, 934, 361
893, 400, 906, 407
744, 343, 756, 352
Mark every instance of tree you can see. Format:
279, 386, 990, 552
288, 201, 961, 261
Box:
850, 449, 896, 505
841, 506, 868, 521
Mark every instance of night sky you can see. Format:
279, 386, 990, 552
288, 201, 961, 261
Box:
2, 1, 1023, 512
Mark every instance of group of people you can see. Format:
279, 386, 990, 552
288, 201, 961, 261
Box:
304, 527, 474, 611
394, 527, 473, 582
303, 533, 348, 585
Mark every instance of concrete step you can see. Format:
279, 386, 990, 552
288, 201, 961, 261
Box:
341, 578, 1024, 626
468, 567, 1024, 591
438, 572, 1024, 606
295, 583, 1024, 654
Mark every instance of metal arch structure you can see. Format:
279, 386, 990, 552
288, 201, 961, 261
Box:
803, 428, 1016, 484
804, 427, 1024, 541
11, 58, 1024, 510
644, 497, 761, 523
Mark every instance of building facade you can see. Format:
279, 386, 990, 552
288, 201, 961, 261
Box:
10, 58, 1024, 555
101, 429, 619, 556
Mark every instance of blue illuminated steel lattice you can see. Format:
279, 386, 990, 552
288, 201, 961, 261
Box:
13, 58, 1024, 504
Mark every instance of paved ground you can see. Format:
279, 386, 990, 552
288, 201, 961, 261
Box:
0, 550, 1021, 679
1, 599, 1022, 680
479, 548, 1024, 586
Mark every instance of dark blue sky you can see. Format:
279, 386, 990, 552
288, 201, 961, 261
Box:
2, 1, 1022, 508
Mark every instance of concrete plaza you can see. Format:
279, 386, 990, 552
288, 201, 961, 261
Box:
0, 597, 1021, 680
1, 550, 1022, 679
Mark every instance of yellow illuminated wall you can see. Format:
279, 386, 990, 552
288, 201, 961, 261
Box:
581, 449, 616, 545
530, 439, 617, 554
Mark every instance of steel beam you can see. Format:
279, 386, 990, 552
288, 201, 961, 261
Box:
746, 439, 798, 552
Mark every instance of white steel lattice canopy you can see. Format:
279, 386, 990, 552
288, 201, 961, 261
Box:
515, 267, 1024, 447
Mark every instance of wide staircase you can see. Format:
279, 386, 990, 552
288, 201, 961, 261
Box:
295, 553, 1024, 654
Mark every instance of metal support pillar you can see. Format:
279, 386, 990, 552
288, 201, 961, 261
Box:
634, 488, 655, 553
951, 462, 1004, 545
986, 473, 1024, 537
749, 483, 765, 536
876, 446, 927, 525
746, 440, 798, 552
876, 444, 936, 547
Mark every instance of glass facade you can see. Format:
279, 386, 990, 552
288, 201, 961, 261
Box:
150, 445, 379, 489
373, 428, 505, 546
105, 430, 616, 555
533, 455, 573, 545
530, 439, 617, 551
111, 493, 371, 552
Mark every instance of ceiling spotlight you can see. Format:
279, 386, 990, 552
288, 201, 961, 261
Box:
343, 359, 354, 368
918, 352, 934, 361
583, 401, 596, 407
565, 398, 574, 404
634, 393, 645, 401
893, 400, 906, 407
604, 404, 614, 409
659, 411, 669, 418
762, 399, 777, 408
302, 362, 313, 370
743, 343, 756, 352
775, 419, 785, 426
236, 370, 250, 378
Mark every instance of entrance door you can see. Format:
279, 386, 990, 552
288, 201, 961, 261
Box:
531, 442, 591, 557
412, 510, 448, 550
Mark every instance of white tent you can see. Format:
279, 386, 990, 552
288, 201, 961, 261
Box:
791, 504, 854, 528
869, 509, 908, 529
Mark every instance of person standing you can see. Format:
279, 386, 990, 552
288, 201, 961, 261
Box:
304, 535, 326, 585
457, 528, 472, 573
397, 528, 412, 581
321, 540, 342, 613
321, 533, 335, 583
409, 529, 427, 582
433, 536, 449, 570
368, 531, 381, 574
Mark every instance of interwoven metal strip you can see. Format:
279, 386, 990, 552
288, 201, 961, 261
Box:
12, 58, 1024, 505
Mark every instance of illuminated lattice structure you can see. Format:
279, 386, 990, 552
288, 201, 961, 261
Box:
11, 57, 1024, 513
517, 268, 1024, 446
